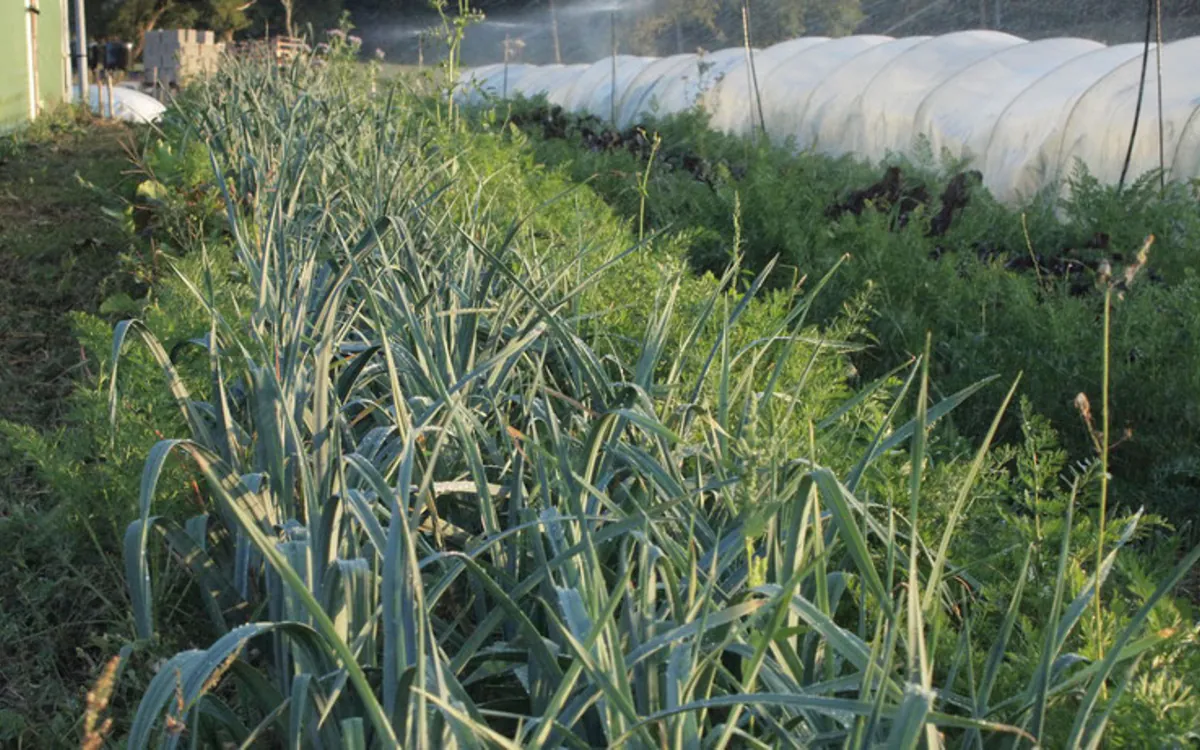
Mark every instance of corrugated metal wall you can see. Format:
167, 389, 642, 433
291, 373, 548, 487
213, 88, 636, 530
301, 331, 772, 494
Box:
1, 0, 67, 130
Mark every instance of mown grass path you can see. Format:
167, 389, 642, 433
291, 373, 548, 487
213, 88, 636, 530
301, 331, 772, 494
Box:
0, 119, 134, 745
0, 122, 131, 426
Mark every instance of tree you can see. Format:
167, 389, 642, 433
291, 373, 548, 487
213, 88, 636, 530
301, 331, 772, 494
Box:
251, 0, 343, 38
88, 0, 249, 50
102, 0, 200, 53
627, 0, 863, 56
279, 0, 295, 36
209, 0, 255, 39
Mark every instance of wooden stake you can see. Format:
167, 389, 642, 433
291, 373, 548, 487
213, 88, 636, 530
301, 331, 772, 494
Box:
741, 1, 767, 138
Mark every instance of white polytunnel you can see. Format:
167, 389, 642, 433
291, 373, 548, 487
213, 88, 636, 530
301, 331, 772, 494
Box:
615, 53, 702, 127
560, 55, 655, 117
794, 37, 931, 157
724, 35, 883, 140
458, 31, 1200, 205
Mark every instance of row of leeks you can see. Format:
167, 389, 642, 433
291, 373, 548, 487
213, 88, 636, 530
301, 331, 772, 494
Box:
106, 53, 1199, 749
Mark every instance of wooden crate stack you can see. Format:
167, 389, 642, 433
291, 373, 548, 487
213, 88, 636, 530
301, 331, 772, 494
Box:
143, 30, 226, 87
232, 36, 307, 64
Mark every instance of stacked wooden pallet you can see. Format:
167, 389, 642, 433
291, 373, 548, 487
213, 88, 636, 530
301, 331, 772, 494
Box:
231, 36, 308, 65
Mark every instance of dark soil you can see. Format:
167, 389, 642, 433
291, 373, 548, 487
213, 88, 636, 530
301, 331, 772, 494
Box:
506, 103, 732, 189
828, 166, 1166, 296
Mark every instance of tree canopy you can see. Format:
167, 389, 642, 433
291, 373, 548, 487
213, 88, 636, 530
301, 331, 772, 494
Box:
85, 0, 1200, 65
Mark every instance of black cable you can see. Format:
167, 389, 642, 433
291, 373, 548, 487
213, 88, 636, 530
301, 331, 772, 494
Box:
1118, 0, 1155, 192
1155, 0, 1165, 192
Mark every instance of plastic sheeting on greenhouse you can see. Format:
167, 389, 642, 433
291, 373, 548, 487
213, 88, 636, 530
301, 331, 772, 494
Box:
459, 31, 1200, 204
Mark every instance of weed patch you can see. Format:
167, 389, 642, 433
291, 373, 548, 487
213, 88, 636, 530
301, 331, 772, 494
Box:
493, 96, 1200, 525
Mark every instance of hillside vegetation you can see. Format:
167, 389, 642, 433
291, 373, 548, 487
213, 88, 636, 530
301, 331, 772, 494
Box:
2, 33, 1199, 748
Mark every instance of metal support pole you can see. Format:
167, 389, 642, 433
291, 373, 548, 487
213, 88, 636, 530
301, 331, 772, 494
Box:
25, 0, 40, 119
72, 0, 88, 103
60, 0, 70, 99
30, 0, 42, 118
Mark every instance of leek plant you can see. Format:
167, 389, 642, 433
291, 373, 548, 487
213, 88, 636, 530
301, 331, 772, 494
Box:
108, 52, 1198, 749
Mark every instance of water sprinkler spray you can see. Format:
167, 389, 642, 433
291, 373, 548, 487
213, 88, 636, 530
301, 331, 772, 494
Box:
503, 34, 525, 98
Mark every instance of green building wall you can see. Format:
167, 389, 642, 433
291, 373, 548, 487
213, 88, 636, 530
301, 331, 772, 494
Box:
38, 0, 67, 111
1, 0, 67, 131
0, 2, 27, 126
